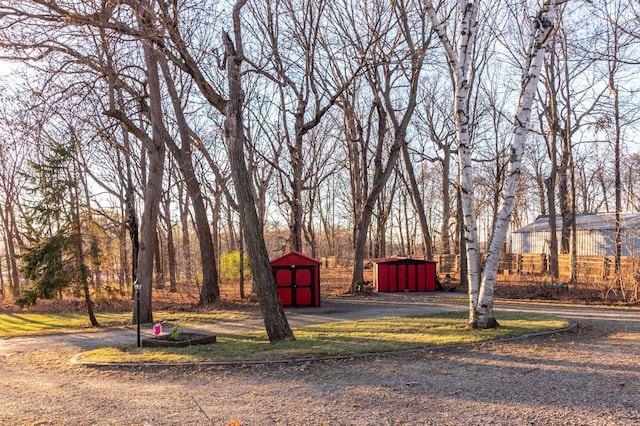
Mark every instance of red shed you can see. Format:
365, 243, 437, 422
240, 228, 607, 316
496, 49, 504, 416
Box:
270, 251, 321, 307
374, 257, 437, 292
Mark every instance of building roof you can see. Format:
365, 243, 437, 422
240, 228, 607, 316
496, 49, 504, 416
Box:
374, 256, 436, 264
513, 213, 640, 234
270, 251, 321, 266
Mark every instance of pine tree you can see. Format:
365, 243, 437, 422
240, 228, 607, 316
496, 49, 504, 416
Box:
18, 136, 99, 326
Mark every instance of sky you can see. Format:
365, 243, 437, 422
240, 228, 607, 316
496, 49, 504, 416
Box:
0, 60, 19, 89
0, 59, 15, 74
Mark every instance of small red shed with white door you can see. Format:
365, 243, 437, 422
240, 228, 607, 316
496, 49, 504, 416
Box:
374, 257, 437, 292
270, 251, 321, 307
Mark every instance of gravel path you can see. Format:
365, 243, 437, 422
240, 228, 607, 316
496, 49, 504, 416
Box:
1, 296, 639, 425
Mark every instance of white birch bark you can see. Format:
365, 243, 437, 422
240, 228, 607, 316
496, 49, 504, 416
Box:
425, 0, 481, 326
476, 0, 561, 328
425, 0, 561, 327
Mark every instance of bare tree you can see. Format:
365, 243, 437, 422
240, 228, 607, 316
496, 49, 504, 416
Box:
161, 169, 178, 293
157, 54, 221, 304
222, 1, 294, 342
587, 0, 640, 281
245, 0, 364, 253
146, 0, 294, 340
426, 0, 562, 328
0, 0, 294, 341
0, 104, 29, 297
415, 77, 457, 255
335, 0, 432, 290
391, 0, 435, 259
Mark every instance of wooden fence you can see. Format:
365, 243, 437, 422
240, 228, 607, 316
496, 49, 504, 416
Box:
435, 253, 640, 283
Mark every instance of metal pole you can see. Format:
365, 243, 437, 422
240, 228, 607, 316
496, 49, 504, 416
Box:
136, 283, 141, 348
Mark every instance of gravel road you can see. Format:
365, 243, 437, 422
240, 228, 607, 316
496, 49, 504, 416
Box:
1, 294, 639, 425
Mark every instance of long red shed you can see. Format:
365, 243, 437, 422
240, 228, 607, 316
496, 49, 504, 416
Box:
374, 257, 437, 292
270, 251, 321, 307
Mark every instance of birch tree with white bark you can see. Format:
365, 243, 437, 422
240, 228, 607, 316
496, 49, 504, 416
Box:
425, 0, 562, 328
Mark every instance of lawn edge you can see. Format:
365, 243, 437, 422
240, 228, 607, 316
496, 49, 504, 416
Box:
69, 321, 577, 369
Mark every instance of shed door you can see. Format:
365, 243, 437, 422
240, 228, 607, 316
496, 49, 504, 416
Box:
407, 264, 418, 291
416, 264, 426, 291
397, 264, 407, 291
377, 264, 390, 291
425, 262, 436, 291
273, 265, 316, 307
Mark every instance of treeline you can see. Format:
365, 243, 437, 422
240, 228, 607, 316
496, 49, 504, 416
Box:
0, 1, 638, 335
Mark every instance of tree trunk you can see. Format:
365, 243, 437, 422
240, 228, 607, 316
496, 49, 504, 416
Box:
78, 230, 98, 327
71, 156, 99, 327
441, 146, 452, 255
427, 0, 560, 328
569, 136, 577, 284
546, 177, 559, 279
611, 74, 622, 276
178, 184, 193, 286
558, 148, 571, 255
351, 99, 402, 291
171, 135, 220, 304
118, 129, 140, 288
402, 146, 434, 259
163, 190, 178, 294
155, 231, 164, 289
158, 55, 220, 304
1, 202, 21, 297
239, 213, 245, 299
223, 7, 294, 342
426, 0, 483, 326
374, 189, 395, 259
541, 49, 560, 280
289, 121, 305, 253
457, 181, 468, 290
352, 210, 370, 291
118, 217, 128, 296
304, 203, 318, 259
476, 0, 560, 328
135, 12, 166, 324
344, 94, 365, 258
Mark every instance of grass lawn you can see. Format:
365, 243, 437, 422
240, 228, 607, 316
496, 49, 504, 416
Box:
77, 311, 571, 364
0, 310, 256, 337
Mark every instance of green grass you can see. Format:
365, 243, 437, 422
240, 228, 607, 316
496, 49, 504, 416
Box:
0, 310, 257, 337
0, 312, 128, 336
77, 311, 571, 364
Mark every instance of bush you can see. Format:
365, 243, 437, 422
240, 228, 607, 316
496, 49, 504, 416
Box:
219, 251, 250, 282
15, 286, 39, 308
169, 325, 179, 341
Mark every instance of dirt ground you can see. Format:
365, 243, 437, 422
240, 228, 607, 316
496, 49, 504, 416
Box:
2, 267, 640, 425
2, 295, 640, 426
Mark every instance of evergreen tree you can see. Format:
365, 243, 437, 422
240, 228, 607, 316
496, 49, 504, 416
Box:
18, 136, 99, 326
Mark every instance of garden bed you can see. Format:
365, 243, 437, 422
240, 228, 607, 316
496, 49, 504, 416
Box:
141, 332, 217, 348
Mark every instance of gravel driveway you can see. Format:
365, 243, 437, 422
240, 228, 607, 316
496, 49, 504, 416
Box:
1, 295, 639, 425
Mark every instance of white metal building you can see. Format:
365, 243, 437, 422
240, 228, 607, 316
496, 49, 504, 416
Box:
511, 213, 640, 256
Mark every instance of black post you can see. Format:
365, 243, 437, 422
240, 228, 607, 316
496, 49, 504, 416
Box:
135, 279, 141, 347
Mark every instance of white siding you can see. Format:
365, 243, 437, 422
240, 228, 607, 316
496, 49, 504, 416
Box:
512, 229, 640, 256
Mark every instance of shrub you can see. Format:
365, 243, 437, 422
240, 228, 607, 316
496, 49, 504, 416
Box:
169, 325, 179, 341
219, 251, 250, 282
15, 286, 39, 308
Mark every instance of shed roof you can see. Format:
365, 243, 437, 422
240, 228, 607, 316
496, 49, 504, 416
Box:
513, 213, 640, 234
270, 251, 321, 266
374, 257, 436, 264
